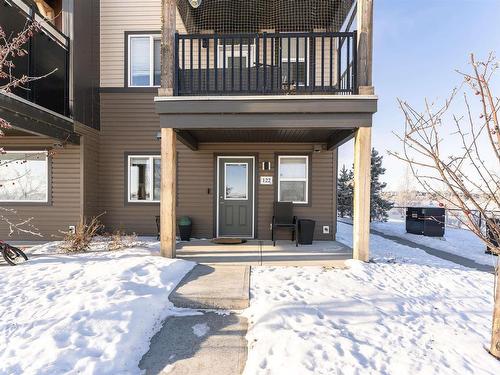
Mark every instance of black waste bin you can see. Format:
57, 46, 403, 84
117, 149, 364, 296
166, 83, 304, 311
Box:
406, 207, 445, 237
298, 219, 315, 245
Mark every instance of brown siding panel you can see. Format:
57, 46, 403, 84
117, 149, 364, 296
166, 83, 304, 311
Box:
101, 92, 338, 240
75, 123, 101, 219
0, 137, 82, 240
99, 92, 161, 234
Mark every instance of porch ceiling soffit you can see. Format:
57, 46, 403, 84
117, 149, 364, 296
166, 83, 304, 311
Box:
0, 93, 79, 145
155, 96, 377, 130
173, 128, 357, 150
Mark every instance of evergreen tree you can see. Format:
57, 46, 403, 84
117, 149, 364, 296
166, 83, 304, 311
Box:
337, 165, 353, 218
370, 148, 394, 221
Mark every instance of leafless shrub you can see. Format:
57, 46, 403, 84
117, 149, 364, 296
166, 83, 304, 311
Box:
59, 216, 104, 253
107, 230, 138, 251
391, 53, 500, 358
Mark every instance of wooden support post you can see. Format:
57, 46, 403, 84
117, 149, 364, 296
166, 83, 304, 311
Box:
160, 127, 177, 258
352, 127, 371, 261
160, 0, 176, 96
159, 0, 177, 257
357, 0, 374, 94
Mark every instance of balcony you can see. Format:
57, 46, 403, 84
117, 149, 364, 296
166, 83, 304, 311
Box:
174, 31, 357, 96
0, 0, 69, 116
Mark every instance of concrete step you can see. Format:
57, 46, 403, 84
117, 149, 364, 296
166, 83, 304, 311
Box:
139, 312, 248, 375
169, 264, 250, 310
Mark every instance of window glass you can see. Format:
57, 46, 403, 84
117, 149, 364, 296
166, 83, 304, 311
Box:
129, 156, 161, 202
278, 156, 308, 204
130, 37, 151, 86
279, 181, 306, 203
153, 39, 161, 86
153, 157, 161, 201
279, 157, 307, 179
225, 163, 248, 199
282, 37, 306, 59
281, 37, 307, 85
0, 152, 48, 202
219, 43, 253, 69
130, 157, 150, 200
227, 56, 248, 69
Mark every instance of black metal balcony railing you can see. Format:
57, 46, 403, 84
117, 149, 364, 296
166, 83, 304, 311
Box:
0, 0, 70, 116
174, 31, 357, 96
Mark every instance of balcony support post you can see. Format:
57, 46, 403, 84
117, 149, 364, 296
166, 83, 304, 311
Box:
160, 0, 177, 258
357, 0, 374, 95
160, 0, 176, 96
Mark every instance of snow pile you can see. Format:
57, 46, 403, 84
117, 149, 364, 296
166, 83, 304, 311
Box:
243, 223, 500, 375
0, 244, 194, 375
371, 220, 498, 267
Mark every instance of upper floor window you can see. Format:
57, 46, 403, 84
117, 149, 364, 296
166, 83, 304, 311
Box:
281, 37, 308, 86
0, 151, 49, 203
128, 34, 161, 87
218, 40, 255, 69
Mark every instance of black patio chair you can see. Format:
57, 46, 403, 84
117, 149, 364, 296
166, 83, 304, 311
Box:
272, 202, 298, 247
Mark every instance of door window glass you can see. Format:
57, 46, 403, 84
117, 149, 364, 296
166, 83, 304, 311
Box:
224, 163, 248, 199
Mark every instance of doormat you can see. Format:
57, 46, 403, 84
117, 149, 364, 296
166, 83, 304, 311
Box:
211, 238, 247, 244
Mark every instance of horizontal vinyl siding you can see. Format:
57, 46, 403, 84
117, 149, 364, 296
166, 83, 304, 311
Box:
195, 144, 336, 240
100, 92, 337, 239
0, 137, 82, 240
99, 92, 161, 234
100, 0, 186, 87
75, 123, 101, 218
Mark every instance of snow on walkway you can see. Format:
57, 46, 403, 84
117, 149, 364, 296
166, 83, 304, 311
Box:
371, 220, 498, 268
0, 242, 194, 375
243, 223, 500, 375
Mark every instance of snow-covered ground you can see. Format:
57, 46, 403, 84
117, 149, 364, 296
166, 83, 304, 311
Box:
0, 240, 194, 375
371, 220, 498, 267
243, 222, 500, 375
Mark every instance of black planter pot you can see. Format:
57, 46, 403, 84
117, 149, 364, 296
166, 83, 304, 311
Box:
178, 223, 192, 241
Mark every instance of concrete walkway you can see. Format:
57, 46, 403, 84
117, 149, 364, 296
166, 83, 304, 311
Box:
339, 219, 494, 273
139, 312, 247, 375
370, 228, 495, 274
170, 264, 250, 309
139, 264, 250, 375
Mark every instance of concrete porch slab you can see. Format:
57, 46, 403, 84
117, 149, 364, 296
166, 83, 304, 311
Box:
139, 312, 248, 375
170, 264, 250, 310
176, 240, 352, 267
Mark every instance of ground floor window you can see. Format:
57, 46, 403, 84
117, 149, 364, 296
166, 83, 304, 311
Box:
278, 155, 309, 204
0, 151, 49, 202
128, 155, 160, 202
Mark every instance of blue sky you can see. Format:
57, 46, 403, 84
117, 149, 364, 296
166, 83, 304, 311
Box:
338, 0, 500, 190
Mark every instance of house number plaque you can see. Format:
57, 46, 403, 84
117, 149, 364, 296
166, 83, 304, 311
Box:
260, 176, 273, 185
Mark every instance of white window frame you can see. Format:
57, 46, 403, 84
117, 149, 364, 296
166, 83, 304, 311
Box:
127, 155, 160, 203
281, 36, 310, 86
217, 41, 255, 69
128, 34, 161, 87
0, 150, 49, 203
224, 162, 249, 200
277, 155, 309, 204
